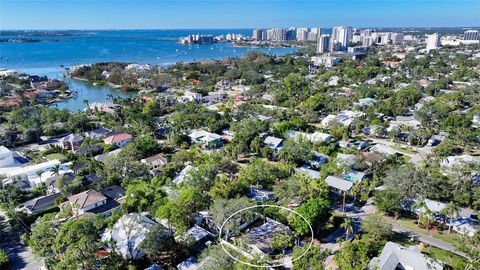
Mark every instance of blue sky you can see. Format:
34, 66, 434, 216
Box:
0, 0, 479, 29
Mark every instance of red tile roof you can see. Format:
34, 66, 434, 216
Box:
103, 133, 133, 144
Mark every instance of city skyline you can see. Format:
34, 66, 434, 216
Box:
1, 0, 479, 30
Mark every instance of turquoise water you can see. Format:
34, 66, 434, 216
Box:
0, 29, 295, 111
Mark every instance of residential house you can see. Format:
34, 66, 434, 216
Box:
244, 218, 293, 255
24, 193, 63, 214
322, 110, 364, 128
3, 159, 67, 190
141, 154, 168, 175
369, 242, 443, 270
88, 102, 120, 114
58, 134, 84, 151
0, 146, 14, 168
67, 189, 107, 215
325, 175, 354, 193
45, 172, 76, 194
103, 213, 165, 260
188, 130, 223, 149
249, 186, 275, 203
94, 149, 122, 163
263, 136, 283, 151
175, 225, 214, 254
336, 153, 357, 168
103, 133, 133, 148
172, 165, 194, 186
440, 155, 479, 174
84, 127, 111, 139
287, 130, 333, 144
370, 144, 401, 157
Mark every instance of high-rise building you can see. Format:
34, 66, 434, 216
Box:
391, 33, 404, 44
464, 30, 479, 40
296, 28, 309, 41
253, 29, 263, 41
310, 28, 323, 36
261, 31, 267, 41
332, 26, 353, 50
286, 28, 297, 41
307, 32, 318, 42
317, 34, 330, 53
426, 33, 441, 51
267, 28, 287, 41
361, 29, 375, 37
362, 36, 374, 47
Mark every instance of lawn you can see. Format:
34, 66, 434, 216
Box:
45, 153, 66, 161
422, 246, 467, 270
390, 145, 417, 155
384, 216, 462, 246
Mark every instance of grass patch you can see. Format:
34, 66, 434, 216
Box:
390, 145, 417, 155
384, 216, 461, 246
422, 246, 467, 270
45, 153, 65, 161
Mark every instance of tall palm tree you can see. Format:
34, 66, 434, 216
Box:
441, 202, 460, 233
419, 212, 436, 229
51, 164, 61, 176
341, 218, 354, 241
411, 198, 429, 225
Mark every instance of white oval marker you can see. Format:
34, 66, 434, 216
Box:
218, 204, 314, 268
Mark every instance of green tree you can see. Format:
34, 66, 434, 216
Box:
334, 240, 370, 270
288, 197, 331, 236
341, 218, 354, 241
0, 249, 9, 267
441, 202, 460, 233
456, 232, 480, 270
361, 215, 393, 242
373, 189, 403, 217
292, 245, 327, 270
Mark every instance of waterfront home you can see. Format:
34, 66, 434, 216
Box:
141, 154, 168, 175
369, 242, 443, 270
103, 133, 133, 148
58, 133, 84, 152
88, 102, 120, 113
67, 189, 107, 215
103, 213, 162, 260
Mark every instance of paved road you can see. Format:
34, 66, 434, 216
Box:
332, 202, 468, 259
0, 210, 44, 270
386, 221, 467, 258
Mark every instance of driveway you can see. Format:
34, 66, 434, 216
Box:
0, 211, 44, 270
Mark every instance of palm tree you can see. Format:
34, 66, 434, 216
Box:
411, 198, 429, 225
441, 202, 460, 233
51, 164, 61, 176
419, 212, 436, 229
341, 218, 354, 241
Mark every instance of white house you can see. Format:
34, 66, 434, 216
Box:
369, 242, 443, 270
103, 213, 162, 260
3, 159, 67, 190
288, 130, 332, 144
0, 146, 14, 168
